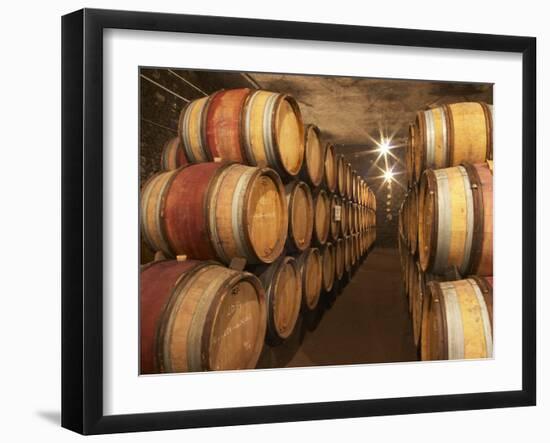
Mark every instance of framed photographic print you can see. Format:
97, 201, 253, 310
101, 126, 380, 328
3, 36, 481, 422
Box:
62, 8, 536, 435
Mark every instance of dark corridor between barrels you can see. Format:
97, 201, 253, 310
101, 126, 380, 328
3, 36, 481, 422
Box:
257, 248, 417, 368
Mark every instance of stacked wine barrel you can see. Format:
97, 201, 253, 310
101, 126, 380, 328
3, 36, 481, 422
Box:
400, 102, 494, 361
140, 88, 376, 373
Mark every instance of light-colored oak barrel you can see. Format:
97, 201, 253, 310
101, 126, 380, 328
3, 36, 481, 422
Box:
414, 102, 493, 183
321, 242, 335, 292
140, 259, 266, 373
345, 162, 353, 198
353, 203, 360, 234
421, 276, 493, 361
335, 238, 345, 280
350, 233, 358, 265
313, 189, 330, 245
406, 253, 418, 313
254, 256, 302, 343
401, 247, 409, 295
401, 194, 409, 249
242, 90, 305, 178
329, 193, 342, 242
324, 143, 337, 192
346, 200, 354, 234
408, 186, 418, 256
365, 188, 372, 209
177, 96, 211, 163
402, 231, 409, 282
300, 125, 325, 187
141, 162, 288, 265
161, 136, 189, 170
336, 154, 346, 197
178, 88, 305, 178
295, 248, 323, 311
353, 171, 360, 203
405, 123, 416, 188
352, 233, 360, 264
402, 251, 414, 307
340, 196, 348, 237
367, 188, 377, 211
344, 235, 352, 273
410, 263, 441, 348
397, 199, 406, 243
285, 181, 314, 252
418, 162, 493, 276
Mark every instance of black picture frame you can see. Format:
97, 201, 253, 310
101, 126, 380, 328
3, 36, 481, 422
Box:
62, 8, 537, 435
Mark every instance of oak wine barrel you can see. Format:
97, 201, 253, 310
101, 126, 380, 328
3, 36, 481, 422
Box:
352, 233, 360, 264
321, 242, 335, 292
336, 154, 346, 197
295, 248, 323, 311
353, 203, 360, 234
408, 186, 418, 256
405, 123, 416, 188
340, 197, 348, 237
350, 233, 357, 266
178, 88, 305, 178
161, 136, 188, 170
335, 238, 345, 280
324, 143, 337, 192
329, 193, 342, 242
344, 235, 352, 273
421, 276, 493, 361
414, 102, 493, 183
285, 181, 314, 252
410, 263, 440, 348
346, 200, 354, 234
345, 162, 352, 198
300, 125, 325, 187
418, 162, 493, 276
313, 189, 330, 245
254, 256, 302, 343
141, 162, 288, 264
140, 259, 266, 373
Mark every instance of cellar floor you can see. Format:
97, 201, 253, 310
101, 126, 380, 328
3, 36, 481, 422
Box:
256, 247, 418, 369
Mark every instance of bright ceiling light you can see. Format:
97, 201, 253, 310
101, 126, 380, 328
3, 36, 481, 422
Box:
379, 140, 391, 154
384, 169, 394, 181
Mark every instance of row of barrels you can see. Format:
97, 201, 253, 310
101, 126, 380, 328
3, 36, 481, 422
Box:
141, 228, 376, 374
400, 101, 494, 361
160, 87, 375, 206
141, 162, 376, 265
399, 242, 493, 361
405, 101, 493, 189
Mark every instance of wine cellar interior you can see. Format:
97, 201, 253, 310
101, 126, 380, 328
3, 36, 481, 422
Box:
139, 68, 494, 373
